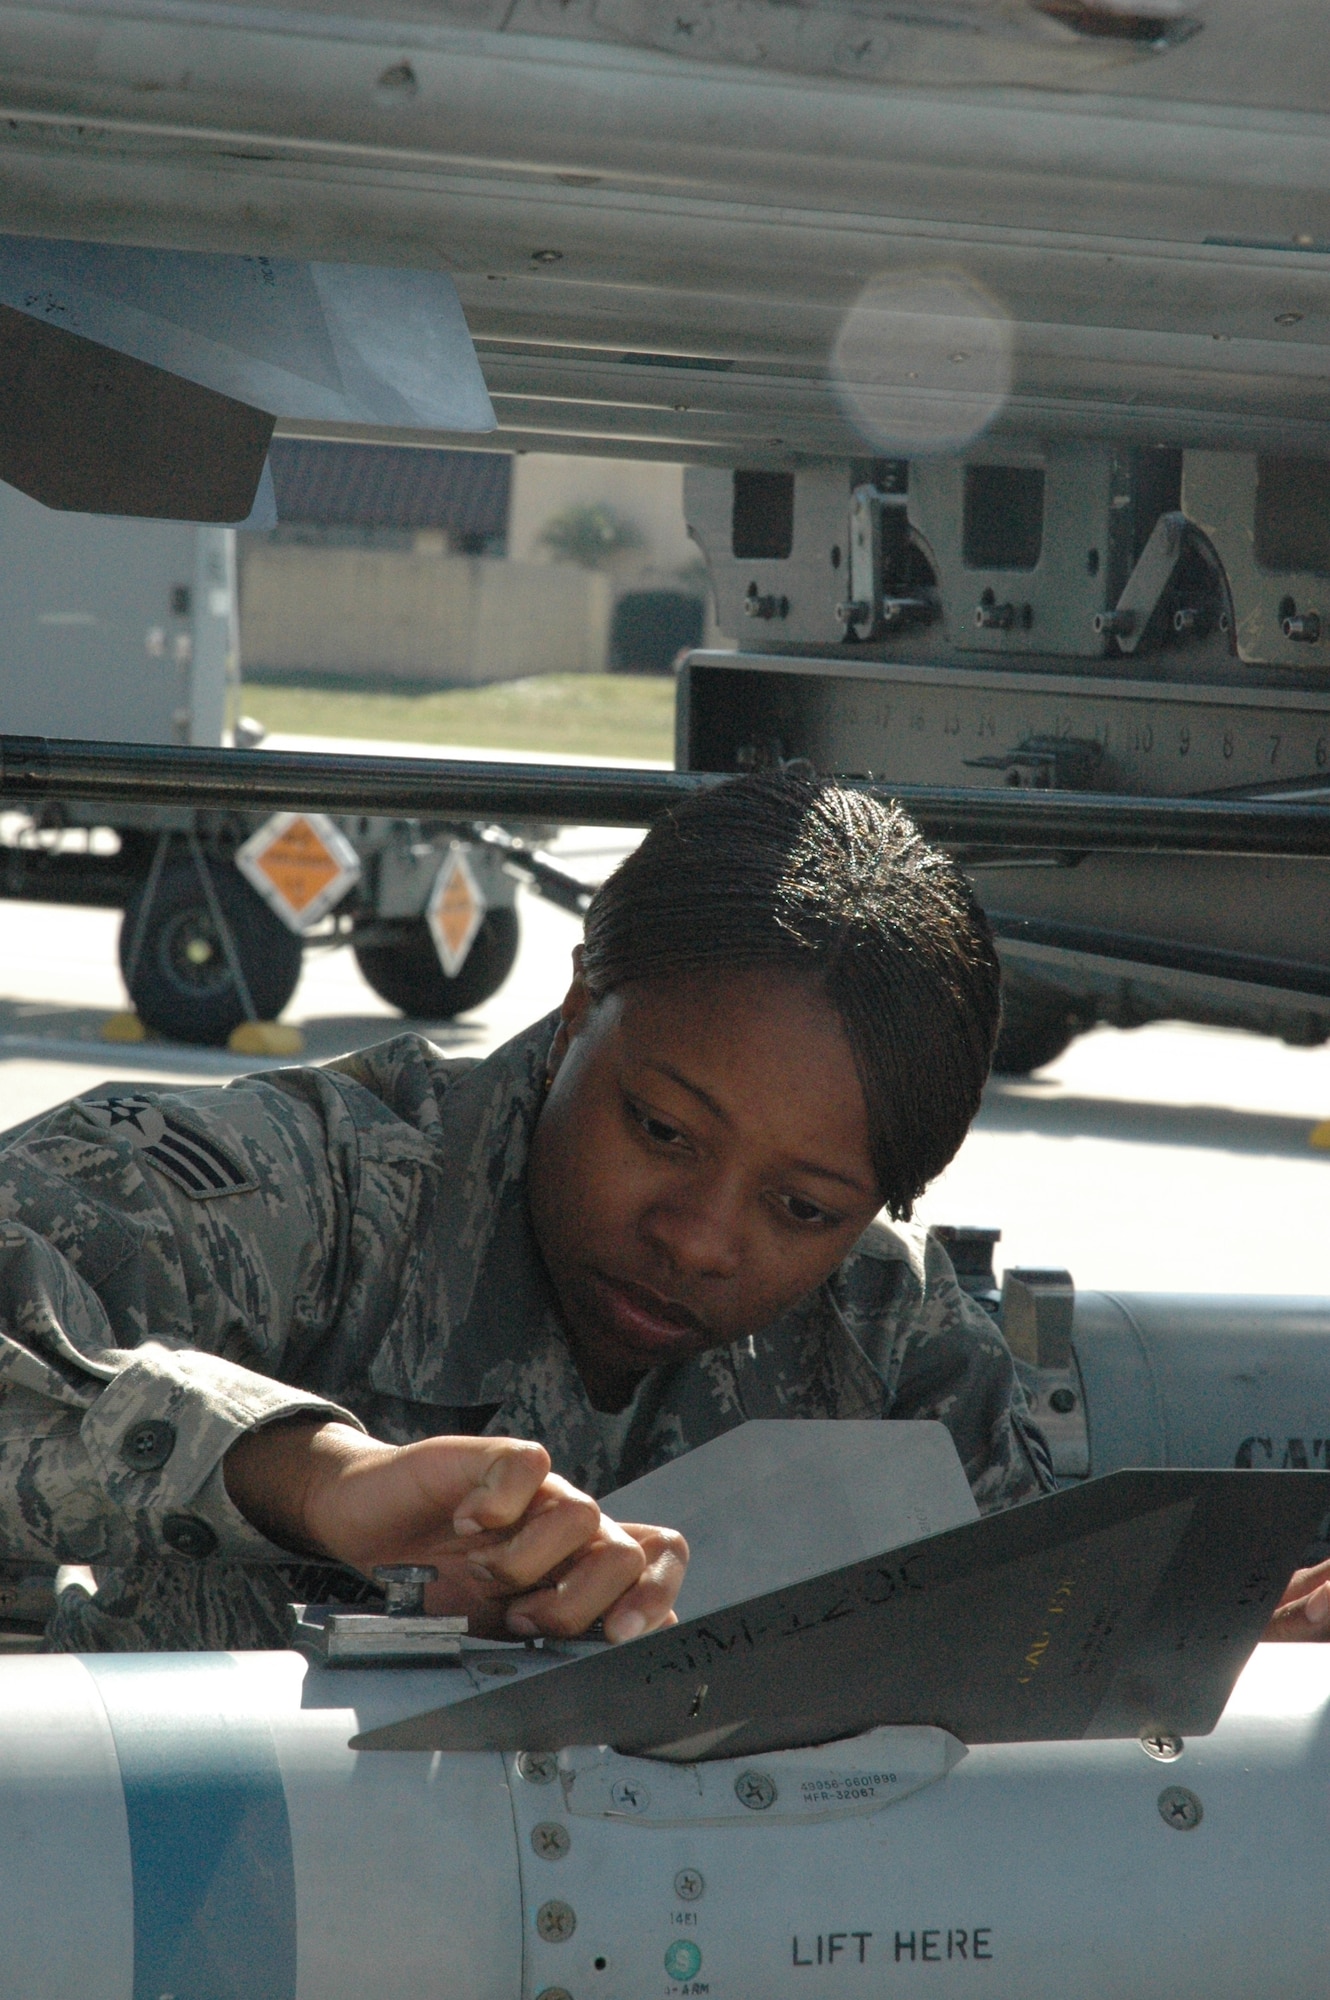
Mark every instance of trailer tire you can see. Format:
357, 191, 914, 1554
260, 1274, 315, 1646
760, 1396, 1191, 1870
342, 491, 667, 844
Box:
991, 978, 1093, 1078
119, 857, 304, 1046
353, 909, 520, 1019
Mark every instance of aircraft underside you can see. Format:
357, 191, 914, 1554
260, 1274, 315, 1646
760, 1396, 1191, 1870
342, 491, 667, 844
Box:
0, 0, 1323, 463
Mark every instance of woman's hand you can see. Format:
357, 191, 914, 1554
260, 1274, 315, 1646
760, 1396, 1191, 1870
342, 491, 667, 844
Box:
1263, 1555, 1330, 1641
224, 1420, 687, 1643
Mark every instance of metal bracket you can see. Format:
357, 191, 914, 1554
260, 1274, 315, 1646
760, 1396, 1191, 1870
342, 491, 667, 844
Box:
298, 1609, 468, 1666
294, 1563, 467, 1666
744, 584, 789, 622
474, 823, 594, 917
1002, 1269, 1090, 1478
837, 485, 918, 639
1001, 1267, 1075, 1368
1093, 509, 1189, 655
838, 485, 886, 639
965, 734, 1105, 790
556, 1726, 964, 1822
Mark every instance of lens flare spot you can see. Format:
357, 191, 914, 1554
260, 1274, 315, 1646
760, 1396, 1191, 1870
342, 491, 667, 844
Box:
832, 269, 1013, 454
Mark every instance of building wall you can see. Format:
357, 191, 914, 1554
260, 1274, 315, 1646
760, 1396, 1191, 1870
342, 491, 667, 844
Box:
239, 540, 611, 684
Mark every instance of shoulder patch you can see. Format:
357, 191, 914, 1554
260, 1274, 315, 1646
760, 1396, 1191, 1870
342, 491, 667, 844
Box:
80, 1093, 257, 1200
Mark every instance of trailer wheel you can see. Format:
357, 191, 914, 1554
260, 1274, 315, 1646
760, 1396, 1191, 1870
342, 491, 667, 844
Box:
353, 909, 520, 1019
991, 977, 1094, 1078
119, 857, 304, 1046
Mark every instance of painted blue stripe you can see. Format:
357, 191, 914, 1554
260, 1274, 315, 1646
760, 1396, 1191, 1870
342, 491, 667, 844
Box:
86, 1654, 297, 2000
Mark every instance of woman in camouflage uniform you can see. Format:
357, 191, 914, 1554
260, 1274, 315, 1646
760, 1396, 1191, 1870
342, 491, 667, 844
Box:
0, 773, 1055, 1653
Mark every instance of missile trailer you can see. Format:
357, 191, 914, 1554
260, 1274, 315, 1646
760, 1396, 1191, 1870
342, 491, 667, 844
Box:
0, 482, 547, 1044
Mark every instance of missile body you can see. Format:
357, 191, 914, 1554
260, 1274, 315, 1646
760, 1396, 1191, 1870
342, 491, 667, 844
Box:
4, 1645, 1329, 2000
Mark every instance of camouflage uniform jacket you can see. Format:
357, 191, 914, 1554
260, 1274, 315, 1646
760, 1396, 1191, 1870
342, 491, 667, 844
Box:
0, 1014, 1051, 1651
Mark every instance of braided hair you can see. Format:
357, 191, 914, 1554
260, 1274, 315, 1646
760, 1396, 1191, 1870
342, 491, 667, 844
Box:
580, 772, 1000, 1219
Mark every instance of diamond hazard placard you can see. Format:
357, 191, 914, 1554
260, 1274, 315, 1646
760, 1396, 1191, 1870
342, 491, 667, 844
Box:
236, 812, 361, 932
427, 845, 486, 977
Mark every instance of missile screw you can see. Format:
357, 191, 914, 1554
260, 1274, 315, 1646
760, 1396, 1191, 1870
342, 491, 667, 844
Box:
734, 1769, 778, 1811
610, 1778, 651, 1814
537, 1900, 578, 1943
517, 1751, 560, 1784
1157, 1785, 1203, 1831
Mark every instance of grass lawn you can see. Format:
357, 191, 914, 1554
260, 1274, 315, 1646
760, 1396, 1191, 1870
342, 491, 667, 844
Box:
241, 673, 677, 763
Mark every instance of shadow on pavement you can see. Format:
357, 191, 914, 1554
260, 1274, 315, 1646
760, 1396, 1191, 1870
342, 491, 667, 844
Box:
7, 991, 1324, 1165
979, 1082, 1330, 1162
0, 997, 118, 1046
0, 998, 493, 1072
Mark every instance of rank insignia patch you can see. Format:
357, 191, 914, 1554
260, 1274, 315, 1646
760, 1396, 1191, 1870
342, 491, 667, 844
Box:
81, 1093, 257, 1200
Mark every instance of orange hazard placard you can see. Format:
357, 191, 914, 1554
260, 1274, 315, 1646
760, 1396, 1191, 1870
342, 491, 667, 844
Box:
236, 812, 362, 933
427, 846, 486, 977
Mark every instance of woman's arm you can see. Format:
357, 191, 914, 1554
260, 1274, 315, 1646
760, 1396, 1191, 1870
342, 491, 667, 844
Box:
0, 1079, 365, 1570
225, 1421, 687, 1641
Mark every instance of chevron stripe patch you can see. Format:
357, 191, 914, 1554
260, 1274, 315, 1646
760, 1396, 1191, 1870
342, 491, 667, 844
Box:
82, 1093, 257, 1200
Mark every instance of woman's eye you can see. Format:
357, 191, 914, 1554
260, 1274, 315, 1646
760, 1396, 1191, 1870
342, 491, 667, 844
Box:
627, 1099, 687, 1147
778, 1192, 833, 1226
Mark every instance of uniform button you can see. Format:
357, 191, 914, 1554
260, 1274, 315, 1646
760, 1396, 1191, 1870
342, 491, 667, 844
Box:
120, 1420, 177, 1471
162, 1514, 218, 1559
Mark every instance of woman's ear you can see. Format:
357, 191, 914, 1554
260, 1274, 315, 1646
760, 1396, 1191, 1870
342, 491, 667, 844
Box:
546, 948, 595, 1081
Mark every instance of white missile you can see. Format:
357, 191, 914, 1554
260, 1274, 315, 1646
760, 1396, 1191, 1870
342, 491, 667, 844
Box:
5, 1434, 1329, 2000
4, 1642, 1330, 2000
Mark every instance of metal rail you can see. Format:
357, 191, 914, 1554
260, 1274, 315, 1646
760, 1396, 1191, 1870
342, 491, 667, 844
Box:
0, 735, 706, 825
7, 734, 1330, 857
